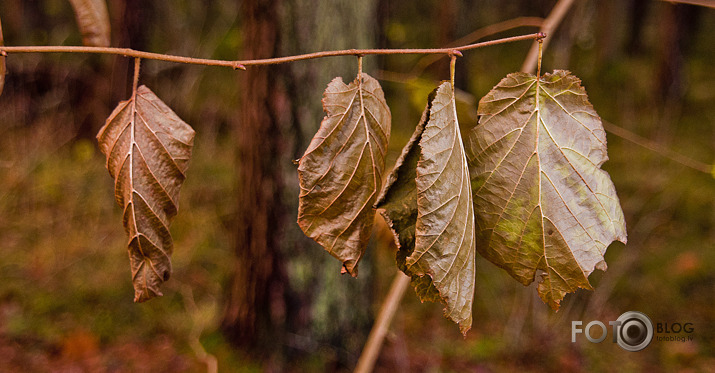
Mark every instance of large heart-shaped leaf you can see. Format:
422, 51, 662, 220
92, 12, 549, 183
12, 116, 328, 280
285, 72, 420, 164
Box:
466, 70, 627, 309
297, 73, 391, 276
377, 82, 475, 334
97, 85, 195, 302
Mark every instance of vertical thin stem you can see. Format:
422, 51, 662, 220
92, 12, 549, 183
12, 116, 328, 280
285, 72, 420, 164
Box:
357, 55, 363, 79
536, 39, 543, 78
132, 57, 141, 94
354, 272, 411, 373
450, 53, 457, 89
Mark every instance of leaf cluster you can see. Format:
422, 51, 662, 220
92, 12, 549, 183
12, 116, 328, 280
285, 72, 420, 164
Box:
298, 68, 626, 333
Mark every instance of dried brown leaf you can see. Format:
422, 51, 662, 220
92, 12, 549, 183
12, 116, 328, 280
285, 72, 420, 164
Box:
375, 88, 441, 304
68, 0, 111, 47
377, 82, 475, 334
466, 70, 627, 309
97, 85, 195, 302
297, 73, 391, 276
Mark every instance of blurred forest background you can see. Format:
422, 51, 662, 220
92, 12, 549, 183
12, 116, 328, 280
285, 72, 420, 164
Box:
0, 0, 713, 372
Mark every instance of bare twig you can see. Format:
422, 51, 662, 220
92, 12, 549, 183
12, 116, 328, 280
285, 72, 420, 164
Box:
410, 16, 544, 75
0, 46, 248, 70
354, 272, 411, 373
661, 0, 715, 8
179, 285, 219, 373
521, 0, 576, 73
0, 33, 541, 70
603, 121, 711, 174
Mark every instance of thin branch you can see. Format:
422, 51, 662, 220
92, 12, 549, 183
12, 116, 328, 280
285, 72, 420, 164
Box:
410, 16, 544, 75
661, 0, 715, 9
0, 46, 248, 70
179, 285, 219, 373
603, 121, 711, 174
354, 272, 411, 373
521, 0, 576, 73
0, 33, 542, 70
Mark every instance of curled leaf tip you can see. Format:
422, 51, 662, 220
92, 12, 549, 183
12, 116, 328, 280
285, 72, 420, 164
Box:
341, 263, 358, 277
134, 288, 163, 303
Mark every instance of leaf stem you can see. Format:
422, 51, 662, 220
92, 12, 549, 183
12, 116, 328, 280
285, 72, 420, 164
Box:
521, 0, 575, 73
0, 33, 541, 70
357, 55, 363, 79
449, 53, 457, 89
536, 38, 543, 78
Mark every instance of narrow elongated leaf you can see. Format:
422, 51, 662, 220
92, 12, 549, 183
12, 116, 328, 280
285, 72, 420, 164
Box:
68, 0, 111, 47
0, 16, 5, 97
377, 82, 475, 334
97, 85, 195, 302
375, 89, 441, 304
414, 82, 475, 333
466, 70, 627, 309
297, 73, 391, 276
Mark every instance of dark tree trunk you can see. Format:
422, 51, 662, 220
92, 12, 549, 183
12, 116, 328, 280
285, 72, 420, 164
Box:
220, 0, 378, 367
110, 0, 154, 101
626, 0, 649, 54
656, 3, 701, 102
220, 0, 289, 353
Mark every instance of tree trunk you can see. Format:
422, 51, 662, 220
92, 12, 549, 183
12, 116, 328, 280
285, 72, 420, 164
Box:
280, 0, 379, 367
221, 0, 378, 367
220, 0, 289, 353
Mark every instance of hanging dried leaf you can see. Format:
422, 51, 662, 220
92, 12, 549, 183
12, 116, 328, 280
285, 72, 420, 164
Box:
377, 82, 475, 334
466, 70, 627, 309
97, 85, 195, 302
0, 15, 5, 97
414, 82, 475, 334
375, 89, 441, 304
68, 0, 111, 47
297, 73, 391, 276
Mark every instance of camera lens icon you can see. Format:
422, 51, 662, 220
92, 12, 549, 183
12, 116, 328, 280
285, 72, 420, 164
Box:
615, 311, 653, 351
